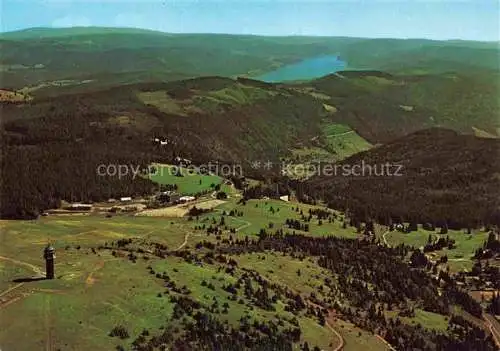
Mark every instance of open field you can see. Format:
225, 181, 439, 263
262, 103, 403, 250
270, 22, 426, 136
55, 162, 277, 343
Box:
0, 195, 391, 350
383, 226, 489, 271
0, 250, 174, 351
332, 318, 388, 351
0, 215, 195, 350
0, 215, 348, 350
0, 215, 189, 264
321, 122, 372, 160
386, 308, 449, 333
284, 122, 373, 178
147, 164, 223, 195
235, 253, 334, 298
0, 89, 32, 103
137, 199, 226, 217
197, 197, 360, 239
1, 193, 489, 350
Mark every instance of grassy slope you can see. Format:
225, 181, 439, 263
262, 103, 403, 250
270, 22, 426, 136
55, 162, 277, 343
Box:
385, 309, 449, 333
384, 226, 489, 271
235, 253, 388, 350
0, 216, 190, 273
210, 198, 359, 238
0, 193, 365, 348
0, 215, 189, 350
0, 213, 341, 350
147, 164, 222, 195
2, 76, 329, 165
321, 122, 372, 159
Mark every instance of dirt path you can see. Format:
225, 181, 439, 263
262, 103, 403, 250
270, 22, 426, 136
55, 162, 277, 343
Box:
85, 260, 105, 287
305, 298, 344, 350
174, 233, 190, 251
484, 314, 500, 348
376, 334, 397, 351
0, 289, 32, 310
0, 293, 27, 309
0, 255, 44, 276
233, 218, 251, 232
331, 130, 354, 138
0, 256, 45, 308
44, 294, 54, 351
0, 282, 24, 298
173, 209, 251, 252
447, 258, 469, 262
382, 230, 391, 247
325, 312, 344, 351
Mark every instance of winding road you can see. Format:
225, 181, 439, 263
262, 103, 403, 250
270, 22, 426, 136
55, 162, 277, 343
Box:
303, 297, 344, 350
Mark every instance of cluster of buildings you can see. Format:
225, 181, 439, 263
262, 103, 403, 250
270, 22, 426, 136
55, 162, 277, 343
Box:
156, 191, 195, 205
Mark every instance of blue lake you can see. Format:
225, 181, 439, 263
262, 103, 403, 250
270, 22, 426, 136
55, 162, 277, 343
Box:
256, 55, 346, 83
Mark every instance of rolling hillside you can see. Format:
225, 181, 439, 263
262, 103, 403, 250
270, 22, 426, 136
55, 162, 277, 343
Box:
308, 71, 500, 141
2, 69, 499, 218
304, 128, 500, 227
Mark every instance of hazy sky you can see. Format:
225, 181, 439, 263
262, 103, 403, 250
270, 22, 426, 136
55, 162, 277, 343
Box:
2, 0, 499, 41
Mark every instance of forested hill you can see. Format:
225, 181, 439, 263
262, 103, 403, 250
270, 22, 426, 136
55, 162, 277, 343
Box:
304, 128, 500, 227
308, 70, 500, 141
1, 71, 499, 220
0, 77, 326, 218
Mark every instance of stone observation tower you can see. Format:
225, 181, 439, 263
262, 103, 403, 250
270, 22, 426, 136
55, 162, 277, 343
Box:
43, 244, 56, 279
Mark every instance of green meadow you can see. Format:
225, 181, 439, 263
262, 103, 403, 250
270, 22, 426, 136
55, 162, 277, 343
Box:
322, 122, 372, 160
385, 308, 449, 334
3, 195, 482, 350
147, 164, 223, 195
383, 226, 489, 271
201, 197, 359, 239
0, 213, 345, 351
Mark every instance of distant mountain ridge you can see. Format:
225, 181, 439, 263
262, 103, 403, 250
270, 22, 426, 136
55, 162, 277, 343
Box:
0, 26, 171, 39
1, 27, 498, 91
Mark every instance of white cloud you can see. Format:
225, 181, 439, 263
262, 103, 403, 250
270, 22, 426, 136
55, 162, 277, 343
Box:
52, 15, 92, 27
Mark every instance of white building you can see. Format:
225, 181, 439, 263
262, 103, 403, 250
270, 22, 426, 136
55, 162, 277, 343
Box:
179, 196, 196, 203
